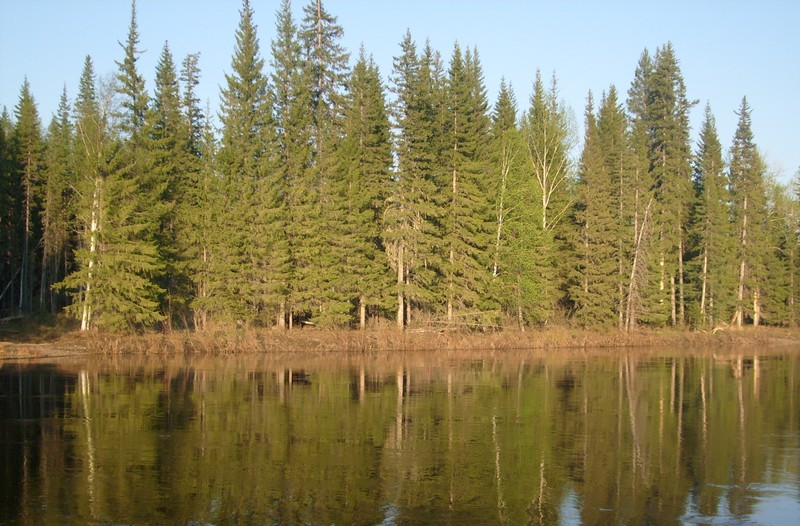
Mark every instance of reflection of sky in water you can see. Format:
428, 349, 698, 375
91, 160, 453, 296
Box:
681, 481, 800, 525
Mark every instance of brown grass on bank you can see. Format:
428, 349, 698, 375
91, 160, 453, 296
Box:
4, 317, 800, 358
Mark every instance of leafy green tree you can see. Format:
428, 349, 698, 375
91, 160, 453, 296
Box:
337, 49, 393, 328
686, 104, 735, 328
12, 79, 45, 314
40, 88, 74, 312
729, 97, 769, 327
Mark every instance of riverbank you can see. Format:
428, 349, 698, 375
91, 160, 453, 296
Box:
3, 317, 800, 359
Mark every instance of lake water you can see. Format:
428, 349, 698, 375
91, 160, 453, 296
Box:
1, 348, 798, 525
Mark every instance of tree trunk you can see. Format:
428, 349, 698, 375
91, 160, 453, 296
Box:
396, 243, 404, 329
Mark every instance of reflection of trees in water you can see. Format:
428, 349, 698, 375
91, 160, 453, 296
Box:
1, 351, 798, 524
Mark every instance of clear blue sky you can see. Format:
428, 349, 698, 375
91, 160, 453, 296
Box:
2, 0, 798, 181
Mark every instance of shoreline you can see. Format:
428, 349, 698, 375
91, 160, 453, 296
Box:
3, 324, 800, 359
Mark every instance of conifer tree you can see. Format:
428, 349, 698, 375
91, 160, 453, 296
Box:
441, 44, 493, 325
40, 88, 74, 312
488, 80, 530, 327
295, 0, 352, 326
0, 109, 16, 314
213, 0, 276, 323
338, 49, 393, 328
116, 0, 148, 145
13, 79, 44, 314
385, 32, 444, 327
686, 104, 735, 328
520, 71, 574, 322
58, 56, 163, 330
729, 97, 768, 327
644, 43, 695, 326
269, 0, 306, 327
624, 49, 656, 329
571, 91, 620, 327
141, 42, 186, 328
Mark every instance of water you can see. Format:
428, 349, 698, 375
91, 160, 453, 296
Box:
1, 349, 798, 525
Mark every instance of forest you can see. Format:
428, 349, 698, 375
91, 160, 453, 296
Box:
1, 0, 798, 333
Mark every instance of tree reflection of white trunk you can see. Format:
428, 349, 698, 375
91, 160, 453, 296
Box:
79, 370, 97, 520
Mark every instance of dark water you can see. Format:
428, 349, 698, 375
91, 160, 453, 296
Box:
1, 348, 798, 525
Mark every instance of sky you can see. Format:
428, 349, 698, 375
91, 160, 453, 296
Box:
1, 0, 798, 182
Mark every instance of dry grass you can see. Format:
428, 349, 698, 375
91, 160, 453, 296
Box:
2, 324, 792, 357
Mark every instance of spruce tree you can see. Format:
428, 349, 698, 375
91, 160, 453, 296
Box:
0, 109, 16, 314
40, 88, 74, 312
12, 79, 44, 314
729, 97, 769, 327
141, 42, 186, 328
58, 56, 163, 331
441, 44, 493, 326
270, 0, 308, 328
520, 71, 574, 323
571, 91, 620, 327
115, 0, 149, 145
624, 49, 656, 329
385, 32, 444, 327
645, 43, 695, 326
214, 0, 275, 323
488, 80, 534, 328
686, 104, 735, 328
338, 49, 393, 328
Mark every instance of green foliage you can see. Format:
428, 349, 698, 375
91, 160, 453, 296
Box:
6, 4, 799, 332
686, 104, 736, 328
12, 79, 45, 314
57, 56, 164, 331
729, 97, 770, 326
40, 88, 75, 313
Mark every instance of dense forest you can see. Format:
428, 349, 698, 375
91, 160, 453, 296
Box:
1, 0, 798, 332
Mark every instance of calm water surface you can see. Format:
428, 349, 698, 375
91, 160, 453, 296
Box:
1, 348, 798, 525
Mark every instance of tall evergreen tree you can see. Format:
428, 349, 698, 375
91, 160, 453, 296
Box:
293, 0, 352, 326
624, 49, 656, 330
0, 109, 16, 314
441, 44, 493, 325
40, 87, 74, 313
385, 32, 444, 327
645, 43, 695, 326
269, 0, 308, 328
58, 56, 164, 330
12, 79, 44, 314
686, 104, 735, 328
338, 49, 393, 328
115, 0, 149, 145
571, 91, 620, 327
520, 71, 574, 322
488, 80, 535, 328
141, 42, 186, 328
729, 97, 768, 327
212, 0, 275, 323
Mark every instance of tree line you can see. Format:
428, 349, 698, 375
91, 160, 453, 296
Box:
1, 0, 797, 332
